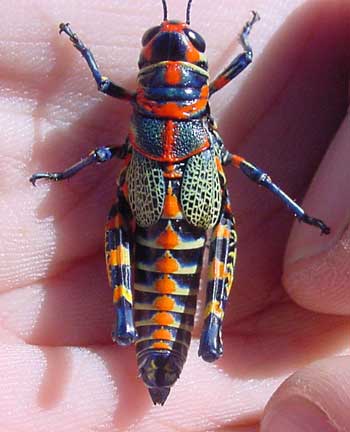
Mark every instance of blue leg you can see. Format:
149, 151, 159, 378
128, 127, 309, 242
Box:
209, 11, 260, 96
59, 23, 135, 101
30, 144, 128, 185
223, 152, 331, 235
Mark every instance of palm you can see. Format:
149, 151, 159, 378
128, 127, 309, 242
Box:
1, 1, 349, 431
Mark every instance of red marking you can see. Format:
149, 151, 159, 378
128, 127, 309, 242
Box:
185, 44, 201, 63
155, 274, 177, 295
153, 100, 207, 118
164, 62, 182, 85
156, 224, 180, 249
232, 155, 245, 168
163, 164, 183, 179
153, 312, 175, 326
163, 121, 176, 160
161, 22, 187, 33
136, 87, 208, 120
129, 130, 210, 163
123, 153, 132, 166
211, 75, 230, 91
156, 251, 179, 273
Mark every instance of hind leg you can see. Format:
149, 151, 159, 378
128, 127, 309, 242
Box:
105, 189, 137, 345
199, 193, 237, 362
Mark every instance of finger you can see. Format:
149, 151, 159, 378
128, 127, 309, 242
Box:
0, 255, 114, 346
0, 342, 280, 431
284, 114, 350, 315
0, 344, 146, 432
261, 356, 350, 432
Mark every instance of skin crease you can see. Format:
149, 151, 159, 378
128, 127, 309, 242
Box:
0, 0, 349, 430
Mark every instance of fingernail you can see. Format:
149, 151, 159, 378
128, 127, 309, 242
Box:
261, 396, 337, 432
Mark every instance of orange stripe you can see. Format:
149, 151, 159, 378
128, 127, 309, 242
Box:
152, 328, 172, 340
152, 341, 171, 350
213, 224, 231, 240
163, 186, 182, 218
113, 285, 132, 304
109, 245, 130, 266
156, 224, 180, 249
185, 44, 201, 63
208, 258, 229, 281
154, 295, 175, 311
153, 312, 175, 326
155, 274, 177, 294
155, 251, 179, 273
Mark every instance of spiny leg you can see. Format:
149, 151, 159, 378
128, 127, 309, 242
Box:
209, 11, 260, 96
59, 23, 134, 100
30, 144, 128, 185
222, 151, 330, 235
105, 187, 137, 346
199, 193, 237, 362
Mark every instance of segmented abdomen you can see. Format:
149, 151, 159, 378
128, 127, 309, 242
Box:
133, 180, 206, 403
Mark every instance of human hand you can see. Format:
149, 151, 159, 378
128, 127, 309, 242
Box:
1, 0, 349, 431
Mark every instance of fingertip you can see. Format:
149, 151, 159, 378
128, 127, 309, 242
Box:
261, 396, 337, 432
262, 356, 350, 432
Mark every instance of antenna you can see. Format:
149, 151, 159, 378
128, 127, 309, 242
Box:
186, 0, 193, 24
162, 0, 168, 21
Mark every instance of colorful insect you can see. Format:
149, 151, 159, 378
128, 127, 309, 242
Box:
30, 0, 330, 405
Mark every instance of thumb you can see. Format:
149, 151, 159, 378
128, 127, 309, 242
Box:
261, 356, 350, 431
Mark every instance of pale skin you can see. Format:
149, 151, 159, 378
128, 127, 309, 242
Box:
1, 0, 350, 431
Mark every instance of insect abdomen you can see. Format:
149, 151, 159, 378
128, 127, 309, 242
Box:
133, 187, 206, 404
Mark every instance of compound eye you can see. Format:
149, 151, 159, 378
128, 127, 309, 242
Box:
184, 28, 206, 52
142, 26, 161, 46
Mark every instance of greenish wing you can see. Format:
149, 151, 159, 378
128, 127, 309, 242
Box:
126, 151, 166, 227
181, 149, 222, 229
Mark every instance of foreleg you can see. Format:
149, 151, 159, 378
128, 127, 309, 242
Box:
59, 23, 134, 101
209, 11, 260, 97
